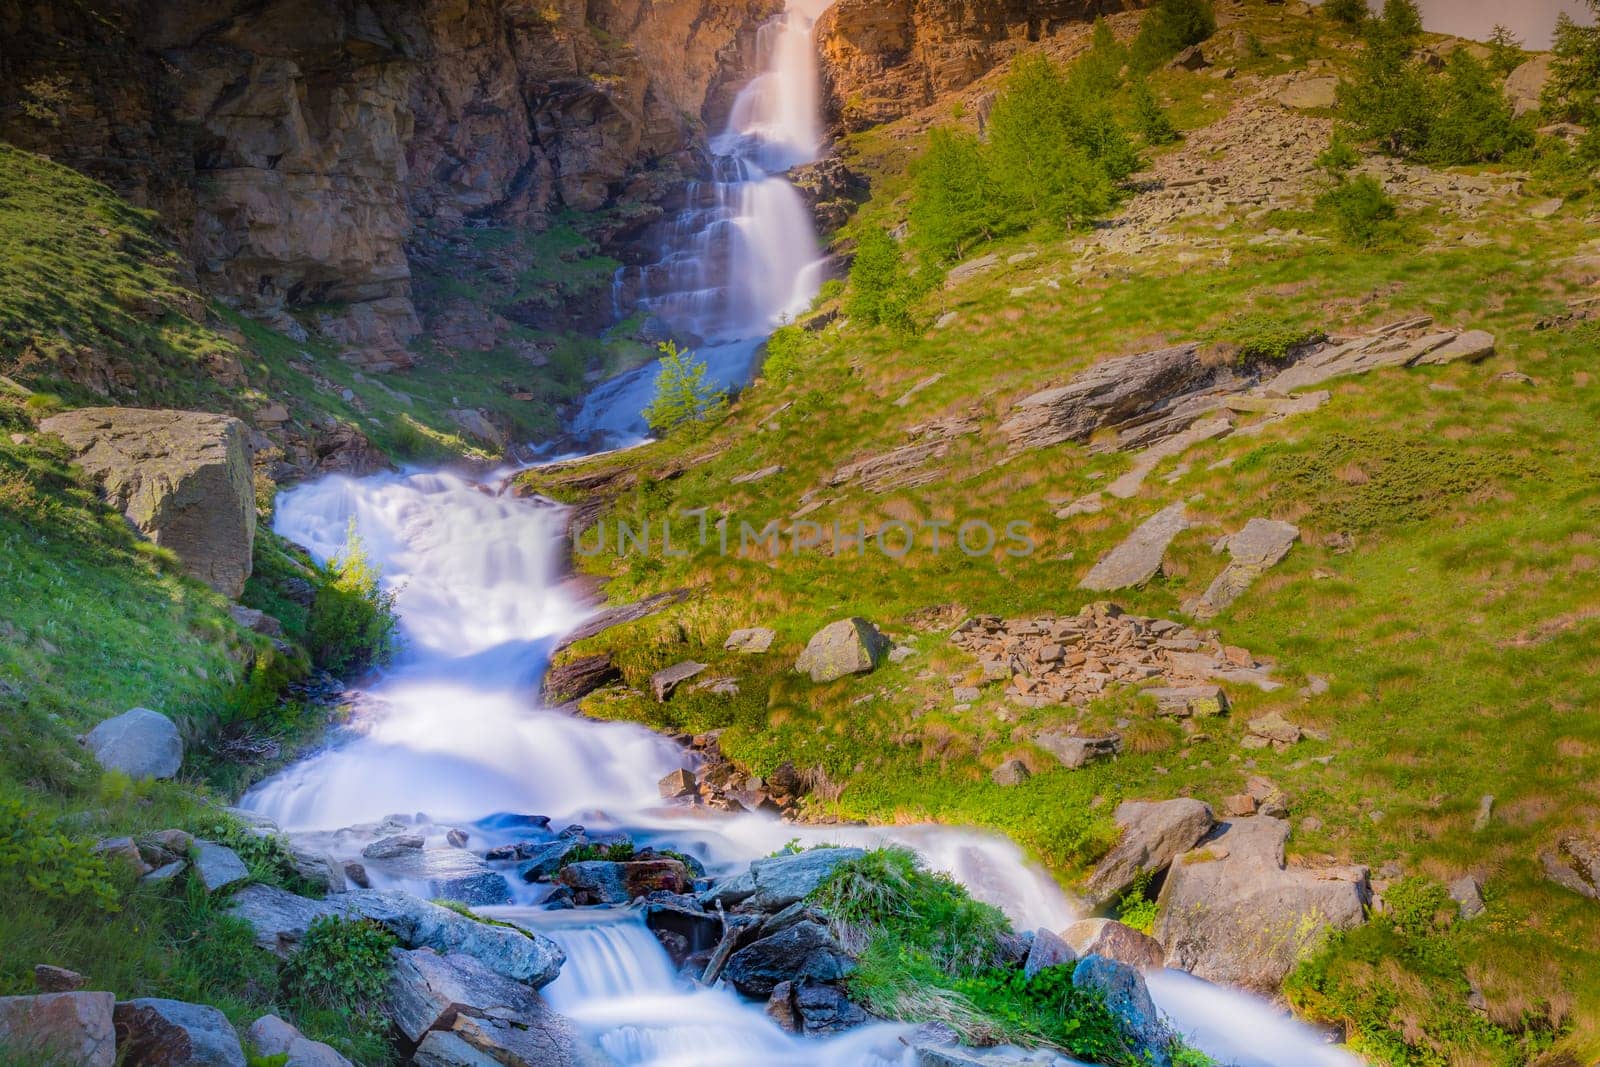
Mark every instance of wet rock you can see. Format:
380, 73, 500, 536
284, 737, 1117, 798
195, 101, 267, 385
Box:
0, 992, 116, 1067
795, 618, 890, 682
447, 829, 469, 849
192, 840, 250, 893
371, 849, 512, 906
33, 965, 87, 993
114, 997, 246, 1067
659, 768, 697, 799
991, 759, 1031, 787
364, 833, 426, 859
556, 860, 690, 905
1081, 799, 1215, 909
701, 847, 866, 912
246, 1014, 351, 1067
722, 921, 856, 999
1156, 817, 1368, 992
764, 979, 870, 1036
1079, 504, 1190, 592
82, 707, 183, 781
1061, 920, 1165, 971
1024, 928, 1076, 978
644, 899, 721, 963
725, 627, 777, 653
344, 862, 371, 889
1072, 957, 1170, 1065
517, 838, 583, 882
650, 661, 707, 702
544, 654, 620, 704
386, 947, 542, 1043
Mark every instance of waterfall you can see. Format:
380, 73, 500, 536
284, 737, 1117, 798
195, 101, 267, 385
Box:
568, 0, 836, 449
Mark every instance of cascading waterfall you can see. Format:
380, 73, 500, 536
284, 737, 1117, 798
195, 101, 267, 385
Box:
568, 0, 835, 449
242, 2, 1367, 1062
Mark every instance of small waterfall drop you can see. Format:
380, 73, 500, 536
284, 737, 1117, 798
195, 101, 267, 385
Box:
568, 0, 836, 448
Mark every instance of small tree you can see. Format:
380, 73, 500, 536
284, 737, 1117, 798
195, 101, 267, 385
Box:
641, 341, 727, 436
1379, 0, 1424, 42
1339, 26, 1435, 156
1131, 80, 1179, 145
308, 519, 398, 674
1486, 25, 1524, 78
910, 128, 997, 263
846, 228, 919, 334
1323, 0, 1370, 29
1130, 0, 1216, 70
1422, 50, 1532, 164
1544, 3, 1600, 126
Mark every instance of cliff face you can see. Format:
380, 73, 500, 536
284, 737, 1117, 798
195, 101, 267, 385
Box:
0, 0, 776, 369
816, 0, 1138, 131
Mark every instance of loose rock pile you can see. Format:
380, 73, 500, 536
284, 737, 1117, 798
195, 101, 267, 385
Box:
949, 602, 1275, 711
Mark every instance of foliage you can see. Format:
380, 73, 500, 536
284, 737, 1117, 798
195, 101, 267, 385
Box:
956, 965, 1141, 1065
1130, 0, 1216, 71
0, 795, 120, 912
560, 841, 637, 866
1422, 51, 1533, 165
1544, 2, 1600, 126
1322, 0, 1370, 29
910, 128, 999, 263
845, 228, 919, 333
1316, 133, 1362, 177
761, 325, 817, 384
1214, 313, 1325, 364
1288, 879, 1556, 1065
1337, 27, 1436, 157
1486, 25, 1524, 78
1131, 81, 1179, 146
1315, 175, 1400, 247
1378, 0, 1423, 42
280, 917, 397, 1057
641, 341, 729, 436
1114, 871, 1160, 935
306, 520, 397, 675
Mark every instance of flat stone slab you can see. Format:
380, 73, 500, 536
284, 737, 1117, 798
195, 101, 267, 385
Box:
1079, 503, 1189, 591
724, 627, 776, 654
1189, 518, 1300, 619
650, 661, 706, 702
192, 839, 250, 893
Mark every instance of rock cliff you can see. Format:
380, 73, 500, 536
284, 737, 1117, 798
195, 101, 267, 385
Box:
815, 0, 1140, 131
0, 0, 776, 368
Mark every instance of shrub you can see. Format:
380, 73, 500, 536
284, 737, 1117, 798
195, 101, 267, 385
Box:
1077, 18, 1129, 91
1131, 81, 1179, 145
1114, 871, 1160, 935
1338, 28, 1435, 157
641, 341, 728, 437
1316, 174, 1400, 246
910, 128, 998, 262
1130, 0, 1216, 71
0, 795, 121, 912
280, 916, 397, 1057
760, 324, 815, 384
307, 520, 397, 675
1544, 2, 1600, 126
1487, 25, 1524, 78
1378, 0, 1423, 42
845, 228, 918, 333
1420, 51, 1532, 164
956, 964, 1140, 1065
1323, 0, 1370, 29
1316, 132, 1362, 177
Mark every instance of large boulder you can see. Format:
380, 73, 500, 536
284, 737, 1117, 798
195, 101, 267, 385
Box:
40, 408, 255, 597
722, 921, 856, 999
1504, 55, 1552, 117
1155, 817, 1368, 993
386, 948, 541, 1044
82, 707, 183, 780
226, 885, 564, 987
246, 1015, 351, 1067
1080, 503, 1190, 592
415, 1013, 595, 1067
0, 992, 116, 1067
1072, 956, 1171, 1066
1061, 919, 1165, 971
1080, 799, 1215, 909
114, 998, 246, 1066
700, 847, 866, 912
794, 619, 890, 682
764, 979, 870, 1036
191, 840, 250, 893
556, 859, 689, 905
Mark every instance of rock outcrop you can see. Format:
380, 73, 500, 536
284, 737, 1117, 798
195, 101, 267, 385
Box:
114, 998, 247, 1067
41, 408, 255, 596
0, 992, 117, 1067
1080, 799, 1215, 908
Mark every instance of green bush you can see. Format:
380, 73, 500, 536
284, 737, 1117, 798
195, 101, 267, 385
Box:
1486, 25, 1524, 78
1130, 0, 1216, 71
1338, 27, 1436, 157
1378, 0, 1423, 42
1420, 51, 1533, 164
0, 795, 120, 912
306, 520, 397, 675
956, 965, 1140, 1065
845, 228, 919, 333
1323, 0, 1370, 29
1316, 132, 1362, 177
760, 325, 816, 384
1544, 2, 1600, 125
1114, 871, 1160, 935
910, 128, 998, 263
1316, 174, 1401, 247
1215, 313, 1327, 364
280, 916, 397, 1057
641, 341, 729, 436
1131, 81, 1179, 145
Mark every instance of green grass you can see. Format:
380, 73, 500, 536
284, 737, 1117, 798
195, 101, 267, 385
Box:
525, 8, 1600, 1057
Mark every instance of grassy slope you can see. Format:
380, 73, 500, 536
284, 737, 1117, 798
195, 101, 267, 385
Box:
527, 5, 1600, 1063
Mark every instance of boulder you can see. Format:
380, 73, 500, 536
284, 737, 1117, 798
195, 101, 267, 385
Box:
1081, 799, 1215, 908
1410, 330, 1496, 366
1540, 833, 1600, 900
1275, 76, 1339, 110
226, 885, 565, 987
1155, 817, 1368, 992
701, 848, 866, 912
991, 759, 1031, 786
228, 606, 284, 638
282, 841, 346, 894
659, 768, 697, 799
363, 833, 425, 859
795, 618, 890, 682
365, 848, 511, 906
516, 839, 583, 882
386, 947, 541, 1044
1142, 686, 1228, 718
1024, 928, 1076, 978
1061, 920, 1164, 971
1449, 876, 1486, 921
1072, 957, 1170, 1065
246, 1014, 351, 1067
114, 998, 246, 1066
191, 840, 250, 893
93, 836, 152, 877
725, 627, 776, 653
722, 921, 856, 999
1504, 55, 1552, 117
556, 860, 690, 905
650, 661, 707, 702
544, 654, 620, 704
0, 992, 116, 1067
414, 1029, 501, 1066
41, 408, 255, 596
1034, 733, 1121, 770
1080, 503, 1190, 592
33, 965, 87, 993
83, 707, 183, 781
764, 979, 870, 1035
430, 1012, 593, 1067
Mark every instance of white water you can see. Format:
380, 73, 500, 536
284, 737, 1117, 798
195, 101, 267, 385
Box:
569, 0, 834, 449
242, 2, 1368, 1062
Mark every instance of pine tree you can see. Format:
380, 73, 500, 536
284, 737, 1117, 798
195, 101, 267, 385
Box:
641, 342, 727, 436
910, 128, 996, 263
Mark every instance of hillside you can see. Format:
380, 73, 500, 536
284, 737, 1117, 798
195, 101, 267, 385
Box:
525, 3, 1600, 1064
